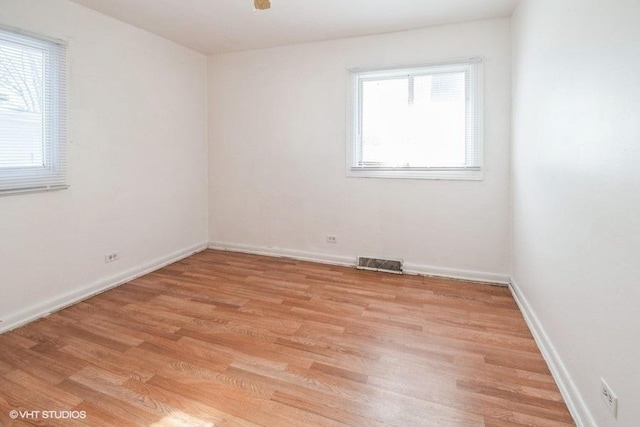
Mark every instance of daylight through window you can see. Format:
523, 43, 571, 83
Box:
348, 59, 483, 180
0, 27, 67, 194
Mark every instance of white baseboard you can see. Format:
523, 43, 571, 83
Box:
509, 279, 595, 427
0, 242, 208, 335
403, 262, 509, 285
208, 241, 508, 285
208, 241, 355, 267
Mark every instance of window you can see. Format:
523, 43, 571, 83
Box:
348, 59, 483, 180
0, 27, 67, 194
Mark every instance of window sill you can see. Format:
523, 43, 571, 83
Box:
0, 185, 69, 197
346, 168, 484, 181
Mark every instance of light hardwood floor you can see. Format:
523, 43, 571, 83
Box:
0, 250, 574, 426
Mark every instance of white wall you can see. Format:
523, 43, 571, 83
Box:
208, 18, 512, 282
0, 0, 208, 331
511, 1, 640, 425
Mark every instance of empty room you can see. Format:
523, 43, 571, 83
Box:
0, 0, 638, 425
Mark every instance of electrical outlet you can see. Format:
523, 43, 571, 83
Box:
105, 252, 120, 263
600, 378, 618, 418
326, 235, 337, 244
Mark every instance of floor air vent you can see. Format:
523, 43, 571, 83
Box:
357, 257, 403, 274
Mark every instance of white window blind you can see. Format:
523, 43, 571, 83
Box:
0, 27, 68, 194
348, 59, 483, 180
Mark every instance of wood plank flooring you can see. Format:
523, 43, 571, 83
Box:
0, 250, 574, 426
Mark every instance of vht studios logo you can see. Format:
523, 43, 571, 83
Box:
9, 410, 87, 420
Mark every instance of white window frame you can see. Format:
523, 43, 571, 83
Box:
347, 58, 483, 180
0, 25, 68, 196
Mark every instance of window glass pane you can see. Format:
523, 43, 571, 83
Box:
361, 78, 409, 166
360, 71, 466, 168
0, 41, 45, 168
0, 27, 67, 194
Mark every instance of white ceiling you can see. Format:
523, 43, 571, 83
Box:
69, 0, 520, 54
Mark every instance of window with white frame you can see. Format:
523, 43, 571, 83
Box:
348, 59, 483, 180
0, 27, 68, 194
